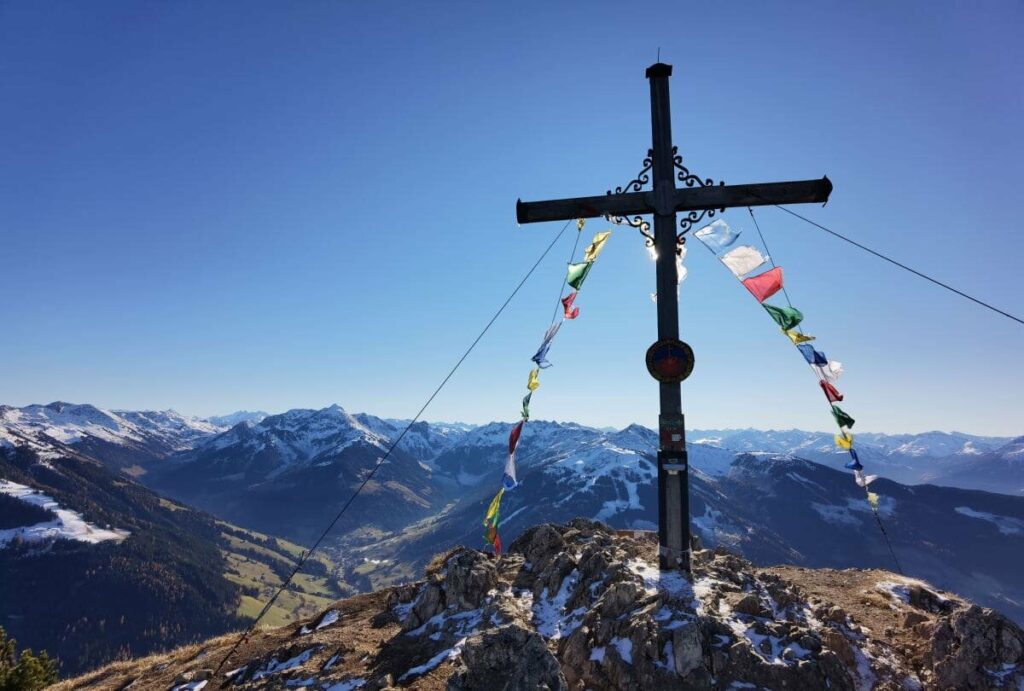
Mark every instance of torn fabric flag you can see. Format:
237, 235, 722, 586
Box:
694, 219, 740, 251
508, 420, 524, 456
566, 261, 594, 290
867, 492, 880, 509
531, 322, 562, 369
820, 380, 844, 403
720, 245, 767, 277
742, 267, 784, 302
503, 450, 518, 490
527, 368, 541, 391
831, 405, 856, 429
812, 361, 844, 382
797, 344, 829, 366
582, 230, 612, 262
844, 448, 863, 471
561, 291, 580, 319
521, 392, 532, 419
854, 470, 878, 487
784, 329, 815, 344
763, 304, 804, 330
835, 431, 854, 450
483, 487, 504, 555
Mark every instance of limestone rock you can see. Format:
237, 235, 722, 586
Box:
447, 624, 567, 691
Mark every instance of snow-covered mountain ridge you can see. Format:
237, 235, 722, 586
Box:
2, 402, 1020, 494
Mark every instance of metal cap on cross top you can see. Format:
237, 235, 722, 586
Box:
514, 62, 833, 574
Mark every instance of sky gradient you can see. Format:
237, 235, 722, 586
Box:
2, 2, 1022, 435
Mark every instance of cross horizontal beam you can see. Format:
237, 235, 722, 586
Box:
516, 176, 832, 225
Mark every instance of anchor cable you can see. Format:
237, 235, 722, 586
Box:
769, 204, 1024, 327
748, 207, 906, 577
211, 218, 574, 679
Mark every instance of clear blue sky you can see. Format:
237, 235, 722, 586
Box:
2, 2, 1022, 435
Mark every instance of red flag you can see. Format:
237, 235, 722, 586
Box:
820, 380, 843, 403
741, 267, 784, 303
561, 291, 580, 319
509, 420, 524, 456
493, 533, 502, 556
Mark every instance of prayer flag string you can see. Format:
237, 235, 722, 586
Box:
483, 221, 612, 555
695, 217, 885, 509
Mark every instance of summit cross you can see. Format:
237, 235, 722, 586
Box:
515, 62, 833, 573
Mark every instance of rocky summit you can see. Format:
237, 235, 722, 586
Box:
57, 521, 1024, 691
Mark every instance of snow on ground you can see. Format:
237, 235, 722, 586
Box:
610, 636, 633, 664
398, 638, 467, 682
170, 682, 207, 691
627, 558, 693, 600
954, 507, 1024, 536
251, 649, 315, 680
533, 569, 585, 639
811, 502, 864, 528
786, 472, 827, 494
322, 678, 366, 691
299, 609, 340, 634
0, 479, 130, 547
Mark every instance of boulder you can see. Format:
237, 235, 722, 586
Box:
447, 624, 567, 691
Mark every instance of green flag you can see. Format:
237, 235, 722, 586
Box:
763, 303, 804, 330
521, 392, 532, 419
566, 261, 593, 291
831, 404, 855, 429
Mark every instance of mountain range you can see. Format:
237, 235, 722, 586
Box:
2, 401, 1023, 678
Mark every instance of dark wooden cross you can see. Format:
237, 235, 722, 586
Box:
516, 62, 832, 573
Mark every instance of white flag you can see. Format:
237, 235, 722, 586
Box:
854, 470, 878, 487
810, 360, 844, 383
720, 245, 767, 278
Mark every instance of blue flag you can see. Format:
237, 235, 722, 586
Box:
531, 322, 562, 369
797, 343, 828, 366
844, 448, 863, 471
694, 219, 740, 252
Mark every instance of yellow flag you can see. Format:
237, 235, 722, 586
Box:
783, 329, 815, 344
835, 432, 854, 450
576, 218, 586, 231
484, 487, 504, 524
583, 231, 612, 262
527, 368, 541, 391
867, 492, 879, 509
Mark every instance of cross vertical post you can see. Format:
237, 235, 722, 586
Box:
514, 62, 832, 575
647, 63, 690, 572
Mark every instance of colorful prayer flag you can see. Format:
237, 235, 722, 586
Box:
694, 219, 740, 251
582, 231, 612, 262
811, 360, 843, 383
831, 405, 855, 429
531, 322, 562, 369
820, 380, 843, 403
720, 245, 767, 277
855, 470, 878, 487
835, 431, 854, 450
741, 267, 784, 303
527, 368, 540, 391
867, 492, 880, 509
483, 487, 504, 555
503, 450, 518, 490
763, 304, 804, 330
844, 448, 863, 470
797, 343, 829, 366
561, 292, 580, 319
508, 420, 524, 456
784, 329, 815, 344
566, 261, 593, 290
576, 218, 585, 231
521, 392, 532, 419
